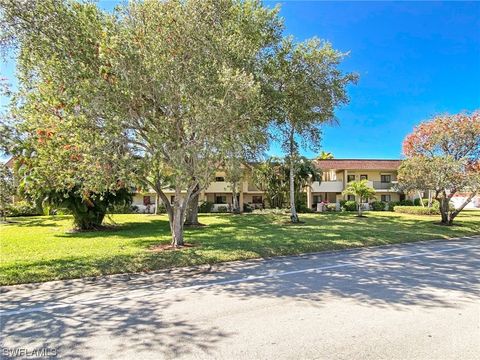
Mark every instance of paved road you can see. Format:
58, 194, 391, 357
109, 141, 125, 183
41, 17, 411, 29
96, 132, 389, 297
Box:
1, 237, 479, 360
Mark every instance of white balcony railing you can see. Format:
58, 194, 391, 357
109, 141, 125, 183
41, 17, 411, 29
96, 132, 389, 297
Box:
311, 181, 343, 193
373, 181, 395, 190
205, 181, 232, 193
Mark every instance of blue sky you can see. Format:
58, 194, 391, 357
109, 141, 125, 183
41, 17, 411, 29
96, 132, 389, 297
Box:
1, 1, 479, 160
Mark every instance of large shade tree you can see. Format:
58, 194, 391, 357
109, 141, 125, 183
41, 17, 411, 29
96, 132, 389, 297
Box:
265, 37, 357, 222
1, 0, 281, 245
398, 112, 480, 225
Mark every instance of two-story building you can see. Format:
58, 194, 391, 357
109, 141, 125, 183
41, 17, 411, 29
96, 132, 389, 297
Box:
307, 159, 404, 209
132, 158, 406, 213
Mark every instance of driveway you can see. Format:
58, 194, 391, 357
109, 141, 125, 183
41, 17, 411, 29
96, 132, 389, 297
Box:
1, 236, 479, 359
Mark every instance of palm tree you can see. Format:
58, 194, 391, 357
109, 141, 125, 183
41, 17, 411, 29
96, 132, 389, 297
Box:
317, 151, 334, 160
342, 180, 376, 217
292, 156, 322, 210
252, 157, 288, 209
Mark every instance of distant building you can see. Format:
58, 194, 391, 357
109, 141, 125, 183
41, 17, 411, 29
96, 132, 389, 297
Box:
133, 159, 410, 213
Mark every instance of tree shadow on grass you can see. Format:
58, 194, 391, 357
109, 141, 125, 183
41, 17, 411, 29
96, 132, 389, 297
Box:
1, 237, 479, 359
1, 216, 64, 227
2, 212, 478, 286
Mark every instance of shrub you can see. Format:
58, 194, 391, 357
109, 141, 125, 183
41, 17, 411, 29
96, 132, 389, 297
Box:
342, 200, 357, 212
295, 193, 308, 210
252, 208, 288, 215
296, 201, 312, 213
370, 201, 386, 211
413, 198, 424, 206
243, 203, 253, 213
198, 201, 214, 213
326, 203, 337, 212
216, 205, 229, 213
155, 203, 165, 214
6, 201, 42, 217
394, 206, 440, 215
110, 203, 139, 214
411, 198, 454, 211
387, 201, 400, 211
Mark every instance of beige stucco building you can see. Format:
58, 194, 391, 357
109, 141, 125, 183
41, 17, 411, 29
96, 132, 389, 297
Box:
132, 159, 407, 213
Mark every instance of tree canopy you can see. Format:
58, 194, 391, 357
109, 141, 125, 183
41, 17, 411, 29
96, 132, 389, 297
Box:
265, 36, 357, 222
398, 112, 480, 225
1, 0, 282, 243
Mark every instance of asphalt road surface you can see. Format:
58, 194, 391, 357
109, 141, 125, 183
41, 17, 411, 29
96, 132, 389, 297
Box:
1, 236, 479, 360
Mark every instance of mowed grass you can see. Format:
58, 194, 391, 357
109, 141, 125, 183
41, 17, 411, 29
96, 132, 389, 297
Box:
1, 211, 479, 285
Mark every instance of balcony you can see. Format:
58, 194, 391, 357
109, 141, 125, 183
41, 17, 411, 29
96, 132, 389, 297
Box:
205, 181, 231, 193
246, 183, 262, 192
311, 181, 343, 193
373, 181, 396, 191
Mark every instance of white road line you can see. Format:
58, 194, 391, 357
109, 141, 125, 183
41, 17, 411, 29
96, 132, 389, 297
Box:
1, 243, 479, 317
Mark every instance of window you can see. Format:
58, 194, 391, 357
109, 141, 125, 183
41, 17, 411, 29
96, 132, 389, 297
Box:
215, 195, 227, 204
381, 175, 391, 183
143, 196, 152, 206
347, 175, 356, 182
360, 174, 368, 180
313, 195, 322, 204
381, 195, 391, 202
347, 195, 355, 201
252, 196, 263, 204
215, 176, 225, 182
170, 195, 175, 204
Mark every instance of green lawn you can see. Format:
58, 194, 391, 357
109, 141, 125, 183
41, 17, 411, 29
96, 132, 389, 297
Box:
1, 211, 479, 285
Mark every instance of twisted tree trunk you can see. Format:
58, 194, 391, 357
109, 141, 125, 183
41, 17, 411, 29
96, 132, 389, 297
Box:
184, 187, 201, 226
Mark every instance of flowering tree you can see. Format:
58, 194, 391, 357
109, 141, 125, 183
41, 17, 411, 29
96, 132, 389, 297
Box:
398, 112, 480, 225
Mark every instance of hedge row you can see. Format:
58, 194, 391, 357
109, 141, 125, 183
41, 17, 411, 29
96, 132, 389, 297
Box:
393, 206, 440, 215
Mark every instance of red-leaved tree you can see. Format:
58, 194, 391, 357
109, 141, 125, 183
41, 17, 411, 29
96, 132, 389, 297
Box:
398, 111, 480, 225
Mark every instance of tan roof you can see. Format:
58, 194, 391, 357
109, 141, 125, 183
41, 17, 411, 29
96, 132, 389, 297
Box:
314, 159, 401, 170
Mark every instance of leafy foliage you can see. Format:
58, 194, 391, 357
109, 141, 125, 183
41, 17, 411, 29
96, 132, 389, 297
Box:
1, 0, 282, 244
44, 187, 132, 230
0, 163, 15, 220
398, 111, 480, 225
198, 201, 214, 214
342, 180, 376, 216
253, 156, 321, 209
265, 36, 357, 222
342, 200, 357, 212
370, 201, 386, 211
5, 201, 41, 217
394, 206, 440, 216
317, 151, 334, 160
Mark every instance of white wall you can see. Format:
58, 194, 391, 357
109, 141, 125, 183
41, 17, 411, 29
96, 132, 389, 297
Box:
451, 195, 480, 209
